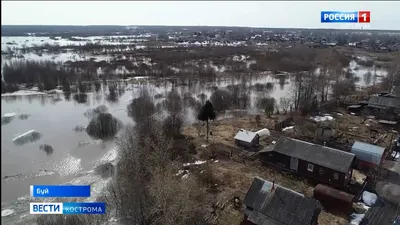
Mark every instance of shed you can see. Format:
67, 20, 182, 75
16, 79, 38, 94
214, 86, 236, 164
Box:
315, 127, 335, 142
313, 184, 355, 214
234, 129, 260, 148
351, 141, 385, 167
243, 177, 321, 225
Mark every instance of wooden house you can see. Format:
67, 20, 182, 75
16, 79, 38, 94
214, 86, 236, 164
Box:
242, 177, 321, 225
259, 137, 356, 188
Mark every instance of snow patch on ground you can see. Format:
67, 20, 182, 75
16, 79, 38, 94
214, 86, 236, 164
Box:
310, 115, 334, 122
282, 126, 294, 132
183, 160, 207, 167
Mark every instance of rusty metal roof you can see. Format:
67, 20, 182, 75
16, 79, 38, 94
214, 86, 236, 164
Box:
243, 177, 321, 225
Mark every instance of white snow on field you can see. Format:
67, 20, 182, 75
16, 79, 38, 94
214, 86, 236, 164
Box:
1, 90, 46, 96
183, 160, 206, 167
310, 115, 334, 122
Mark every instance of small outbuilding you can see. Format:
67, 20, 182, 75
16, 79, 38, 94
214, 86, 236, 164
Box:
315, 127, 335, 142
351, 141, 386, 169
242, 177, 321, 225
234, 129, 260, 148
313, 184, 355, 214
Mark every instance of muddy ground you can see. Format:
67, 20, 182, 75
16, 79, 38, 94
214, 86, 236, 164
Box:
181, 113, 366, 225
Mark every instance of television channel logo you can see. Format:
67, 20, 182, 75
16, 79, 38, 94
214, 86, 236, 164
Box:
30, 202, 106, 215
321, 11, 370, 23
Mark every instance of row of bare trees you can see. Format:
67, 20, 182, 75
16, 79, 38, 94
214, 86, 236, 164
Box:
107, 88, 214, 225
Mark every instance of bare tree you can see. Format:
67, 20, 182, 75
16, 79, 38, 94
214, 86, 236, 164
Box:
106, 122, 205, 225
290, 71, 319, 116
148, 166, 202, 225
160, 90, 184, 138
279, 97, 291, 115
255, 115, 261, 127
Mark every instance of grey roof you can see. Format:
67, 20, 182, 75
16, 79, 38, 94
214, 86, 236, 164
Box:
234, 129, 258, 143
273, 137, 355, 173
351, 141, 385, 165
368, 95, 400, 109
243, 177, 321, 225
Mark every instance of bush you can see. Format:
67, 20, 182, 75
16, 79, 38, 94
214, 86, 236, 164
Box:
86, 113, 122, 139
127, 90, 156, 123
94, 162, 115, 178
39, 144, 54, 155
197, 164, 219, 187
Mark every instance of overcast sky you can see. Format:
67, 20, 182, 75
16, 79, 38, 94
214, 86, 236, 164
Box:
2, 1, 399, 30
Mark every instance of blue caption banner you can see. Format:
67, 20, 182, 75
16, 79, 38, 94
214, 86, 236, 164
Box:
30, 185, 91, 198
63, 202, 106, 215
321, 11, 358, 23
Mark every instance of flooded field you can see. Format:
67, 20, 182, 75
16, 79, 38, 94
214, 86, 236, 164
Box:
0, 35, 389, 224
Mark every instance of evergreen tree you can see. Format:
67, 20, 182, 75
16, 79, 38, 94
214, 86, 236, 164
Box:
197, 100, 216, 142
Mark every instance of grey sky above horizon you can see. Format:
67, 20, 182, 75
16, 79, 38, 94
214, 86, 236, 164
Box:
2, 1, 399, 30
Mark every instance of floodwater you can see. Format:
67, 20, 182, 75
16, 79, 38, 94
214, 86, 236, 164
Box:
0, 36, 388, 224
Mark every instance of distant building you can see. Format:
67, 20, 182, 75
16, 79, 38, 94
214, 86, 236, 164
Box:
234, 129, 260, 148
242, 177, 321, 225
366, 94, 400, 120
259, 137, 355, 188
351, 141, 387, 169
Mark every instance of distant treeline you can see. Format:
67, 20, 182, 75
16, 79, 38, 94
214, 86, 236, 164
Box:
2, 25, 400, 37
